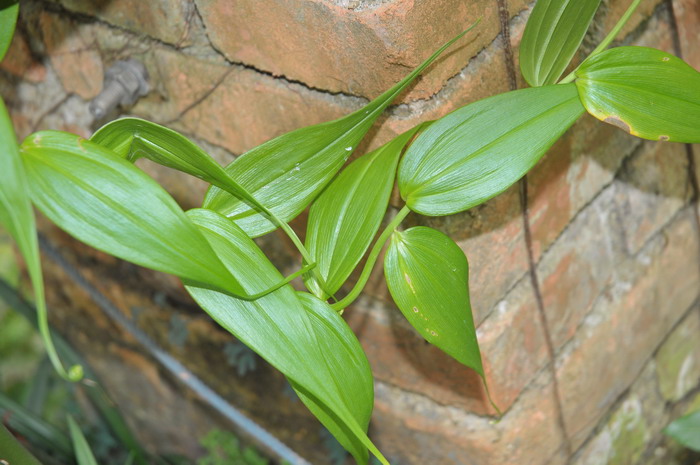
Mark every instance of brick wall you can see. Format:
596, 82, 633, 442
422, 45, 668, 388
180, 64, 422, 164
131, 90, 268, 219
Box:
1, 0, 699, 464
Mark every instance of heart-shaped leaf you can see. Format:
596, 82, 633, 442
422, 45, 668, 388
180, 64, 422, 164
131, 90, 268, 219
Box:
0, 1, 18, 62
520, 0, 602, 86
20, 131, 251, 298
184, 209, 386, 465
304, 125, 423, 299
202, 24, 478, 237
575, 46, 700, 143
398, 84, 584, 216
384, 226, 482, 372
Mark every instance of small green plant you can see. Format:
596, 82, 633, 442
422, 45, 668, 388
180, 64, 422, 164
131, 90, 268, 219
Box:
1, 0, 699, 463
197, 429, 270, 465
664, 409, 700, 452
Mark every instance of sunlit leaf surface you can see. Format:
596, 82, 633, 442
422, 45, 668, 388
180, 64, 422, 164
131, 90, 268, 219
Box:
305, 126, 422, 298
575, 46, 700, 143
185, 209, 385, 465
203, 25, 477, 237
398, 84, 584, 215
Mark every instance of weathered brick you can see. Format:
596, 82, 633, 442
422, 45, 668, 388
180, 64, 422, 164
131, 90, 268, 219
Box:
601, 0, 667, 44
571, 362, 668, 465
0, 29, 46, 83
556, 209, 700, 449
537, 187, 626, 351
527, 115, 639, 261
613, 140, 691, 255
347, 274, 546, 415
50, 0, 195, 46
371, 370, 566, 465
194, 0, 528, 101
655, 307, 700, 402
39, 11, 103, 99
672, 0, 700, 69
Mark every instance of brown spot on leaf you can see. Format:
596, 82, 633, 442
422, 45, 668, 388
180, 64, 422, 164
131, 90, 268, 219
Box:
603, 116, 631, 134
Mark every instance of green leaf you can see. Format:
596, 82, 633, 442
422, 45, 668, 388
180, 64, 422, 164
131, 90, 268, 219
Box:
520, 0, 602, 86
304, 125, 423, 298
384, 226, 482, 372
202, 23, 478, 237
398, 84, 584, 216
0, 0, 19, 62
91, 117, 321, 287
664, 410, 700, 452
67, 415, 99, 465
575, 46, 700, 143
20, 131, 252, 298
91, 118, 271, 217
184, 209, 386, 465
291, 292, 373, 465
0, 423, 42, 465
0, 98, 80, 381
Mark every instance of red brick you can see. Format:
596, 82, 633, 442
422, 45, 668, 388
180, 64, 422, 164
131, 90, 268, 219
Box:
537, 188, 625, 350
527, 115, 639, 261
0, 29, 46, 82
194, 0, 528, 101
51, 0, 195, 46
39, 11, 104, 99
371, 370, 566, 465
613, 140, 690, 255
556, 210, 700, 449
672, 0, 700, 69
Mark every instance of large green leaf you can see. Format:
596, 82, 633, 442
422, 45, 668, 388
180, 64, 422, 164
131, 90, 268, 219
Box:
91, 118, 271, 216
304, 125, 422, 299
202, 24, 478, 237
184, 209, 385, 465
664, 410, 700, 452
520, 0, 602, 86
384, 226, 482, 372
0, 0, 19, 62
398, 84, 584, 216
291, 292, 373, 465
20, 131, 254, 298
67, 415, 99, 465
575, 46, 700, 143
91, 117, 323, 291
0, 99, 80, 380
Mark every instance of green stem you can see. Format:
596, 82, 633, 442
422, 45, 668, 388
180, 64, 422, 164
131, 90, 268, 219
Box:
331, 205, 411, 312
0, 423, 43, 465
558, 0, 643, 84
31, 269, 83, 382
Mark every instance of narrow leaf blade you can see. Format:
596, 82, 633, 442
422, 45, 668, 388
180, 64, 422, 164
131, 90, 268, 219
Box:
67, 415, 99, 465
575, 46, 700, 143
20, 131, 247, 297
520, 0, 602, 86
0, 1, 19, 62
184, 209, 386, 465
384, 226, 482, 372
202, 24, 478, 237
305, 126, 422, 298
291, 292, 374, 465
398, 84, 584, 215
